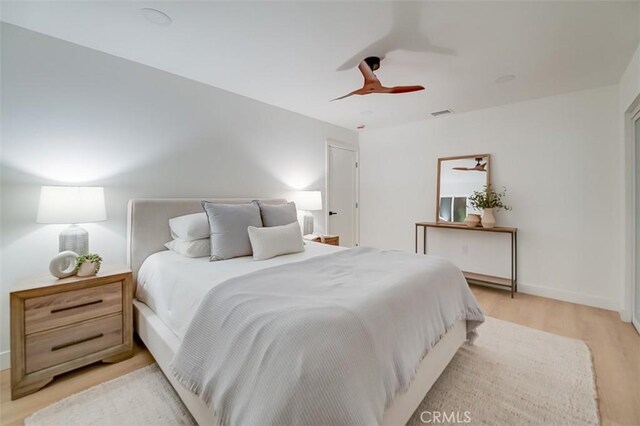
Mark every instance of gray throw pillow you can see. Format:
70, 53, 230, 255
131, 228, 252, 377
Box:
201, 201, 263, 261
257, 201, 298, 227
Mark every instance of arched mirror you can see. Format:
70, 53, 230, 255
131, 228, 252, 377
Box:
436, 154, 490, 223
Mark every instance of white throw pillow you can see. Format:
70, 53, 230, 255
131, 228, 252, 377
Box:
164, 238, 211, 258
248, 222, 304, 260
169, 213, 210, 241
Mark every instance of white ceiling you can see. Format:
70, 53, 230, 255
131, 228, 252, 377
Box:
2, 1, 639, 130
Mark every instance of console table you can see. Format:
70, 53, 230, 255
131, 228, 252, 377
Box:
415, 222, 518, 298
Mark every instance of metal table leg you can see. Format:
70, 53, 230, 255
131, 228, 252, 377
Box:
423, 226, 427, 255
510, 232, 514, 298
514, 230, 518, 293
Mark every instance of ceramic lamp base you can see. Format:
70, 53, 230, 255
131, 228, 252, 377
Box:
302, 212, 314, 235
59, 224, 89, 255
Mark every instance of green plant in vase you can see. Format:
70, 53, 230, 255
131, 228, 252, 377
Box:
75, 253, 103, 277
468, 185, 511, 228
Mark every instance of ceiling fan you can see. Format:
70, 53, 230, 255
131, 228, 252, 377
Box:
331, 56, 425, 101
453, 158, 487, 172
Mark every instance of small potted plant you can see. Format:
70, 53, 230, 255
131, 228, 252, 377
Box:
75, 253, 103, 277
468, 185, 511, 228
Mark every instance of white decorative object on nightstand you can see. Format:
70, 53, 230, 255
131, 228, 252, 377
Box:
48, 250, 79, 278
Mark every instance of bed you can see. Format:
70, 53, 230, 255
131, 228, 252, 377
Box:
128, 198, 483, 426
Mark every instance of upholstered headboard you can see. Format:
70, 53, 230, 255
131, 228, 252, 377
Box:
126, 198, 287, 283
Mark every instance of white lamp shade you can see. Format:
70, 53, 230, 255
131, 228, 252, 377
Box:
292, 191, 322, 211
37, 186, 106, 224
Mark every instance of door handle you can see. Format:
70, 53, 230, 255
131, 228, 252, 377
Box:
329, 211, 338, 216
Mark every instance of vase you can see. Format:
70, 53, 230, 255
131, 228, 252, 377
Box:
464, 214, 481, 228
77, 261, 99, 277
481, 208, 496, 228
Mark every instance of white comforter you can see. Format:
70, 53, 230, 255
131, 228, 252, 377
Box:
136, 241, 343, 340
170, 247, 484, 426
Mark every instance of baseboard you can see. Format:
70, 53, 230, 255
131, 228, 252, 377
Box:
619, 309, 631, 322
517, 283, 620, 312
1, 350, 10, 371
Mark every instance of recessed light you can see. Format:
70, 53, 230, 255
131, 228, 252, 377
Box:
360, 110, 373, 116
141, 8, 172, 26
495, 74, 516, 84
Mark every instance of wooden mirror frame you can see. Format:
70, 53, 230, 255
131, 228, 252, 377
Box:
436, 153, 491, 224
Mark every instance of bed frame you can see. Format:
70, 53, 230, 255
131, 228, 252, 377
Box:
127, 198, 467, 426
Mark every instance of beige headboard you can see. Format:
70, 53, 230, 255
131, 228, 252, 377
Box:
126, 198, 287, 283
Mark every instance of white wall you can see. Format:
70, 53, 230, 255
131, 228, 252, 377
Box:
619, 41, 640, 321
619, 43, 640, 114
360, 85, 624, 311
0, 24, 357, 366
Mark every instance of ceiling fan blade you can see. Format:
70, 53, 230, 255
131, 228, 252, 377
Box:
330, 87, 370, 102
332, 61, 424, 101
387, 85, 425, 94
331, 92, 358, 102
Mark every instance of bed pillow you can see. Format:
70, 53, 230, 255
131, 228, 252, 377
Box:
164, 238, 210, 258
202, 201, 263, 261
257, 201, 298, 227
248, 222, 304, 260
169, 213, 210, 241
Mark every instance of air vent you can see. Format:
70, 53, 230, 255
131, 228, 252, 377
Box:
431, 109, 453, 118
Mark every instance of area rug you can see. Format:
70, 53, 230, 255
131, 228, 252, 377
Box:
25, 317, 599, 426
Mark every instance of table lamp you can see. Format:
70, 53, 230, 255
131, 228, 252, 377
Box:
36, 186, 106, 254
293, 191, 322, 235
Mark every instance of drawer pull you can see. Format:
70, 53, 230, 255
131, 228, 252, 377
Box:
51, 299, 103, 314
51, 333, 104, 351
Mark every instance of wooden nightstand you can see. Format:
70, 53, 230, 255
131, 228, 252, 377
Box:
304, 235, 340, 246
10, 266, 133, 400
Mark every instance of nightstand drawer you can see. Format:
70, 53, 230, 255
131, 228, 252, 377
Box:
25, 314, 123, 374
24, 282, 123, 334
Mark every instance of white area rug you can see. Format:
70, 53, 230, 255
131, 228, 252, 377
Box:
26, 317, 599, 426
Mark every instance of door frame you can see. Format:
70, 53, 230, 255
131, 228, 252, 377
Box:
325, 139, 359, 246
631, 106, 640, 333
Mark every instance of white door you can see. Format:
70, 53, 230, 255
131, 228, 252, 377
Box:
327, 144, 358, 247
634, 112, 640, 333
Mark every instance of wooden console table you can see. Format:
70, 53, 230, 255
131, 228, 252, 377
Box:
415, 222, 518, 298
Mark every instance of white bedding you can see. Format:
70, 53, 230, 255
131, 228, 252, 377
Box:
136, 241, 344, 340
171, 247, 484, 425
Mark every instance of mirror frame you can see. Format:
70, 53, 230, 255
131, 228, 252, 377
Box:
436, 153, 491, 224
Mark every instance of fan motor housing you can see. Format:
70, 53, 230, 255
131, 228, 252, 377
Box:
364, 56, 381, 71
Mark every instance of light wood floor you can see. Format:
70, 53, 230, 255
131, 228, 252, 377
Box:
1, 285, 639, 426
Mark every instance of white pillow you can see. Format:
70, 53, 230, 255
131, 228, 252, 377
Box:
247, 222, 304, 260
169, 213, 210, 241
164, 238, 211, 258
